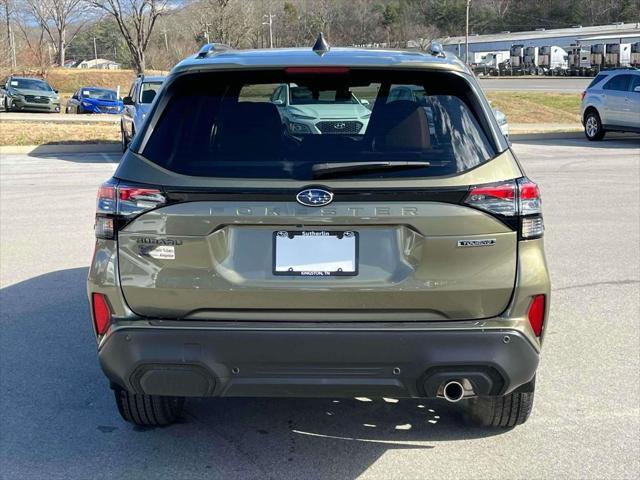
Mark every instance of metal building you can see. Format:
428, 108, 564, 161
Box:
440, 22, 640, 60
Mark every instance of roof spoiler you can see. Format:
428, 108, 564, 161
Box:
196, 43, 232, 59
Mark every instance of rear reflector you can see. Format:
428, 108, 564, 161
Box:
528, 295, 546, 337
92, 293, 111, 335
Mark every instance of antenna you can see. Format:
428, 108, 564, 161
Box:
312, 32, 330, 56
196, 43, 232, 59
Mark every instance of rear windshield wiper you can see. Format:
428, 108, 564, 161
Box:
312, 161, 430, 178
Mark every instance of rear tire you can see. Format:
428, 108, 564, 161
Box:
584, 110, 605, 141
463, 388, 535, 428
114, 387, 184, 426
121, 127, 128, 152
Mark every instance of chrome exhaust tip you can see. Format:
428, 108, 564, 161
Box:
442, 380, 465, 403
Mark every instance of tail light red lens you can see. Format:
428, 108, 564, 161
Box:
92, 293, 111, 335
465, 181, 517, 216
117, 186, 165, 217
97, 183, 116, 213
465, 177, 543, 239
528, 294, 546, 337
580, 90, 586, 101
95, 180, 166, 239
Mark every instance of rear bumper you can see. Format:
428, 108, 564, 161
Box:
98, 323, 539, 399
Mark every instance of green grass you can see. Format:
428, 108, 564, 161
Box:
487, 92, 581, 124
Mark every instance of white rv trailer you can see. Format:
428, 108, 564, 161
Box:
472, 51, 510, 75
523, 46, 539, 74
567, 44, 592, 75
508, 44, 525, 74
605, 43, 632, 67
590, 44, 606, 72
537, 46, 569, 75
632, 42, 640, 67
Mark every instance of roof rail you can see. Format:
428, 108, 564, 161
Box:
196, 43, 232, 59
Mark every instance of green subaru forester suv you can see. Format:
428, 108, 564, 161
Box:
88, 37, 549, 428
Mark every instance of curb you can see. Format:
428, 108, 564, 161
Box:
0, 114, 120, 124
509, 131, 638, 141
0, 143, 121, 155
509, 131, 584, 141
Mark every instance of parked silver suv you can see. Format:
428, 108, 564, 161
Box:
580, 68, 640, 141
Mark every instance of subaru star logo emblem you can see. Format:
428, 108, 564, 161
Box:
296, 188, 334, 207
333, 122, 346, 130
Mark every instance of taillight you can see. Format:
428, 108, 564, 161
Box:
518, 178, 544, 239
95, 180, 166, 239
527, 294, 546, 337
465, 181, 517, 216
117, 186, 166, 216
465, 177, 543, 239
580, 90, 586, 101
92, 293, 111, 335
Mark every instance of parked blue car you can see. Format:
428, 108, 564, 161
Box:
65, 87, 123, 114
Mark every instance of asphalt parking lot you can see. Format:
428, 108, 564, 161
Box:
1, 138, 639, 479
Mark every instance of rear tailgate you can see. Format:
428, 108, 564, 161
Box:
118, 196, 516, 320
115, 66, 519, 321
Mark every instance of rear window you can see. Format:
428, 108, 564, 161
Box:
587, 73, 609, 89
139, 82, 163, 104
141, 70, 499, 179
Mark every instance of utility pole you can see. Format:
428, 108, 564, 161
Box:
262, 13, 275, 48
11, 31, 17, 69
93, 37, 98, 61
3, 0, 16, 69
203, 23, 211, 44
465, 0, 471, 64
162, 29, 169, 53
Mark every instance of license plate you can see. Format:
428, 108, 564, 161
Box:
273, 231, 358, 276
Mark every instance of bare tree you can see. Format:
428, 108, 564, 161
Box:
24, 0, 86, 66
1, 0, 17, 68
88, 0, 167, 73
13, 6, 48, 72
194, 0, 256, 48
